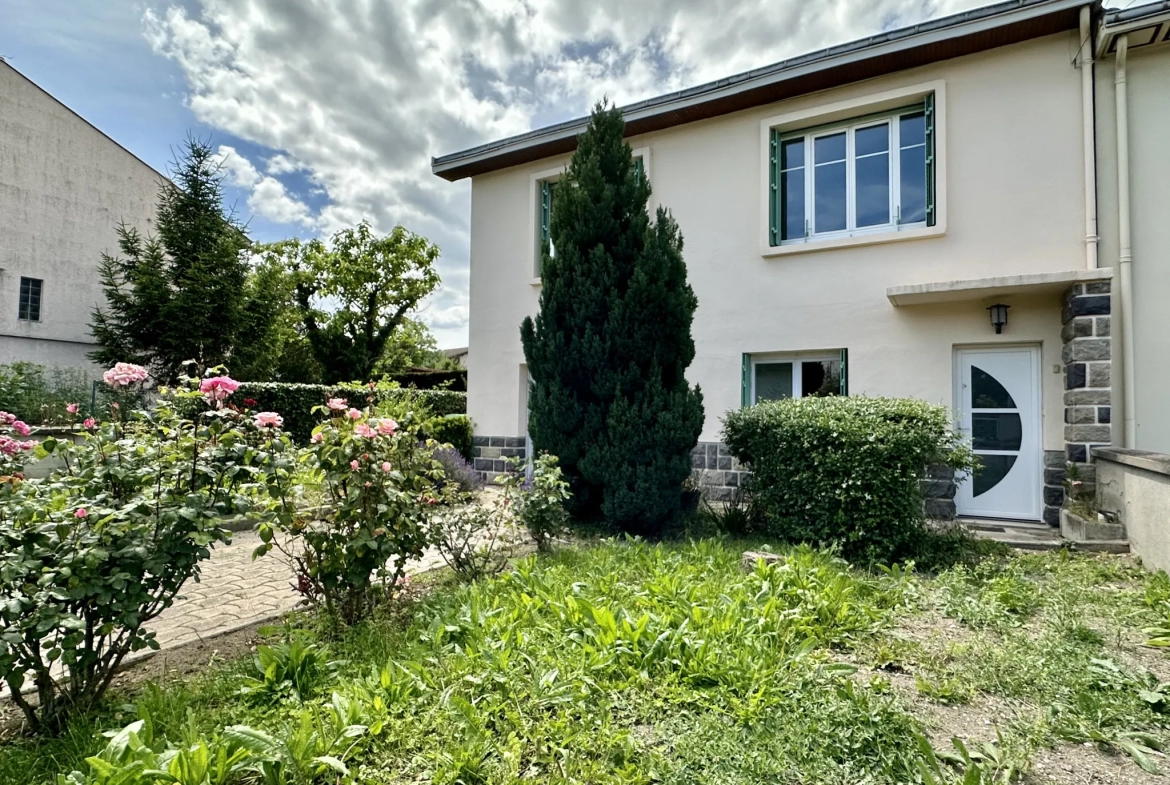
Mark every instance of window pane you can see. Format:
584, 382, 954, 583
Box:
780, 169, 804, 241
855, 124, 889, 156
899, 146, 926, 224
855, 153, 890, 227
814, 132, 846, 163
971, 366, 1017, 409
780, 138, 804, 169
755, 362, 793, 403
973, 413, 1023, 452
814, 161, 846, 232
900, 112, 925, 147
802, 359, 841, 398
974, 454, 1017, 497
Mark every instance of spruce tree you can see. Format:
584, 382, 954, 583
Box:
520, 102, 704, 533
91, 137, 253, 381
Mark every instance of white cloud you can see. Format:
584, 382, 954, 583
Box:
143, 0, 988, 347
216, 144, 312, 226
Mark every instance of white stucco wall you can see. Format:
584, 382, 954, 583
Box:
467, 33, 1087, 446
0, 61, 159, 370
1095, 45, 1170, 454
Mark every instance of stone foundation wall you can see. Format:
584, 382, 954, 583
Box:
689, 441, 749, 502
922, 465, 957, 521
471, 436, 527, 482
1062, 280, 1113, 503
1042, 450, 1067, 526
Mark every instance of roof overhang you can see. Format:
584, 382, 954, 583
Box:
1097, 1, 1170, 57
432, 0, 1091, 182
886, 268, 1112, 306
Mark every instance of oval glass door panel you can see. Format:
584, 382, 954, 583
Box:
955, 350, 1040, 520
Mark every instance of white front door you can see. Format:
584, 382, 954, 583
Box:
955, 347, 1041, 521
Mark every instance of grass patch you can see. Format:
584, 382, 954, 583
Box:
4, 540, 1170, 783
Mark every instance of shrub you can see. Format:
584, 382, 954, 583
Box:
0, 367, 295, 733
514, 453, 571, 552
429, 500, 512, 582
428, 414, 473, 460
254, 403, 444, 624
432, 446, 481, 492
723, 396, 975, 563
176, 381, 466, 443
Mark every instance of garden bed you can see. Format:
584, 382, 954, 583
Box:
3, 540, 1170, 784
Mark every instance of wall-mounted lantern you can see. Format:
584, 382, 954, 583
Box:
987, 303, 1010, 334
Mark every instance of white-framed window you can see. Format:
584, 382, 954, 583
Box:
741, 350, 848, 406
770, 97, 934, 246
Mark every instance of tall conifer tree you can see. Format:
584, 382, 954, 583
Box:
90, 137, 253, 381
520, 102, 704, 532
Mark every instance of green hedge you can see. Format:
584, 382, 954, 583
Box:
723, 396, 974, 563
177, 382, 465, 443
428, 414, 473, 460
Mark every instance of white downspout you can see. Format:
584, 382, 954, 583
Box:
1115, 33, 1137, 447
1079, 5, 1098, 269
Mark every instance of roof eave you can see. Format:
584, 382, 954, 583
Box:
432, 0, 1089, 182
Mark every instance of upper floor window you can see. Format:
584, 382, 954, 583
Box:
535, 154, 646, 278
769, 95, 935, 246
18, 277, 42, 322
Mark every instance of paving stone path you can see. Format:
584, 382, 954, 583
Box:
149, 529, 451, 654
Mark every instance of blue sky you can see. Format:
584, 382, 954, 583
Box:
6, 0, 1076, 349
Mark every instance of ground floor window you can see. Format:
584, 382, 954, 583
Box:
741, 349, 848, 406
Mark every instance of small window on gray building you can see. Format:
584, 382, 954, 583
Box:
18, 277, 42, 321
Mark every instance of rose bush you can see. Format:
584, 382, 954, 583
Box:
0, 365, 296, 733
254, 396, 446, 624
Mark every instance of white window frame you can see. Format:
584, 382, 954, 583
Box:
759, 80, 946, 258
750, 351, 841, 403
528, 146, 651, 287
785, 114, 916, 241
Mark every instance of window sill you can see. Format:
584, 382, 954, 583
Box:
761, 222, 944, 258
529, 278, 542, 287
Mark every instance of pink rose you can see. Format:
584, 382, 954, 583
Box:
11, 421, 30, 437
83, 418, 96, 429
376, 418, 397, 436
199, 376, 241, 407
350, 460, 360, 470
252, 411, 283, 428
0, 412, 14, 425
354, 423, 376, 438
102, 362, 149, 387
326, 398, 348, 411
310, 432, 324, 443
381, 461, 392, 473
347, 408, 362, 420
75, 508, 87, 519
65, 403, 79, 414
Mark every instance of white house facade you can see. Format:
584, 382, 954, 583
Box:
433, 0, 1167, 527
0, 60, 160, 370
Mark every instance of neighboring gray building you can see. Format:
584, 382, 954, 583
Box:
0, 59, 160, 369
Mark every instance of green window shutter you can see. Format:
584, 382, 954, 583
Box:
741, 353, 752, 407
924, 92, 936, 227
540, 181, 552, 243
538, 181, 554, 276
839, 348, 849, 396
634, 156, 644, 181
768, 129, 780, 246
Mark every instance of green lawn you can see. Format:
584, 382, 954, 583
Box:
5, 538, 1170, 784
